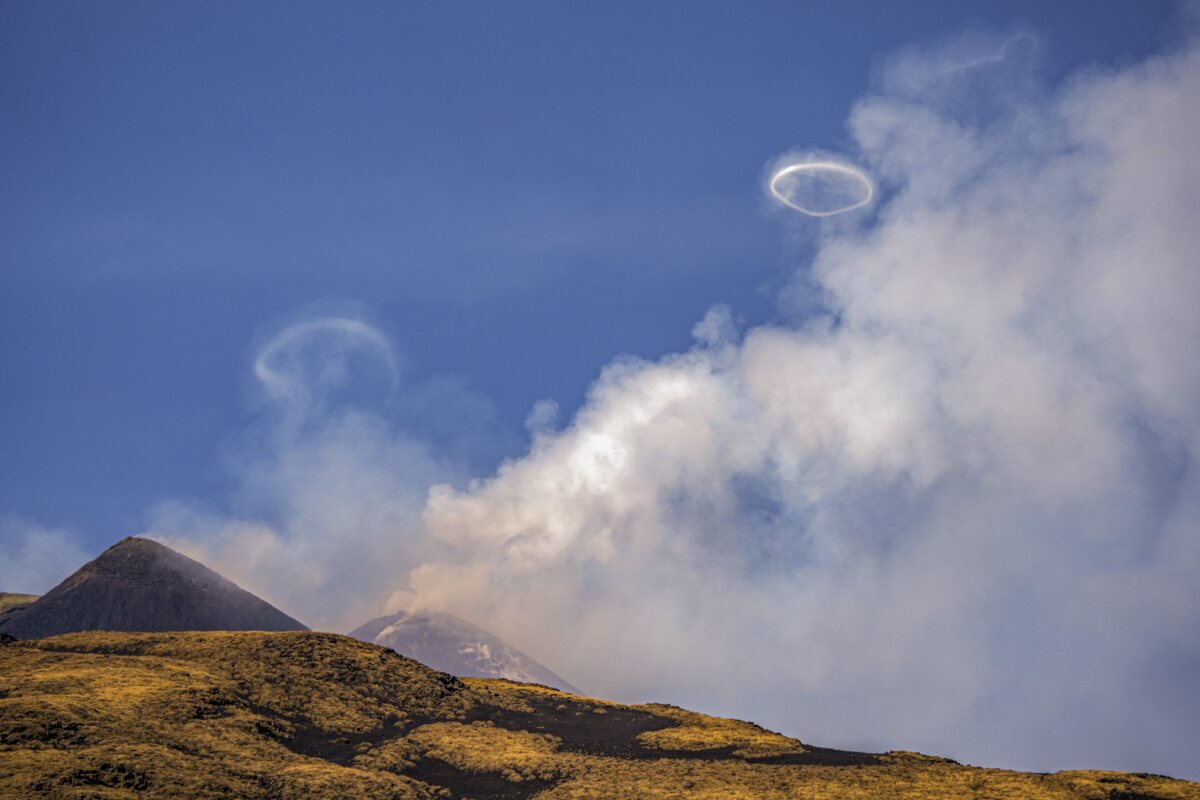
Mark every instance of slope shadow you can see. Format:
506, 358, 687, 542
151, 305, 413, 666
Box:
465, 692, 882, 766
264, 678, 882, 799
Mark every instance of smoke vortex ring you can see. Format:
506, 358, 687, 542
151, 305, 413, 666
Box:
769, 161, 875, 217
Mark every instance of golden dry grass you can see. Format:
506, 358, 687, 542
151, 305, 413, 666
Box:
0, 593, 39, 614
634, 704, 806, 758
1, 631, 1196, 800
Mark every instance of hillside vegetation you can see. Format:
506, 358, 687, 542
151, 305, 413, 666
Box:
0, 594, 39, 614
1, 631, 1196, 800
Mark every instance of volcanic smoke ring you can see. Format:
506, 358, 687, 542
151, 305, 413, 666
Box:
254, 317, 400, 402
769, 160, 875, 217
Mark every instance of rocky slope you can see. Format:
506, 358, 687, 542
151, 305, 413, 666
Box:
350, 610, 579, 693
0, 537, 306, 639
1, 630, 1196, 800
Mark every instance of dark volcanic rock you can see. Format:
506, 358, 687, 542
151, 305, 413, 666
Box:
0, 537, 307, 639
350, 610, 579, 693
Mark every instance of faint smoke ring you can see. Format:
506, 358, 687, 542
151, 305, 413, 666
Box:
768, 160, 875, 217
253, 317, 400, 408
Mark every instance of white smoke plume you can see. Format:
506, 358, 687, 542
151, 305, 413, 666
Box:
401, 33, 1200, 778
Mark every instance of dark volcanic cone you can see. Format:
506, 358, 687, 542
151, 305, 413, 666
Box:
0, 537, 307, 639
350, 609, 579, 693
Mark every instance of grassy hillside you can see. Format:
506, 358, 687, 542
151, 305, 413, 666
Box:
1, 631, 1196, 800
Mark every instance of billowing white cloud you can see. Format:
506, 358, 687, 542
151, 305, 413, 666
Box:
404, 34, 1200, 779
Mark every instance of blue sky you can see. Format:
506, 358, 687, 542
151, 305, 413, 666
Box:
0, 1, 1178, 548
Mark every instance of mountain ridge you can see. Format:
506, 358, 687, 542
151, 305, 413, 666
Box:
2, 541, 1195, 797
0, 536, 307, 639
3, 630, 1196, 799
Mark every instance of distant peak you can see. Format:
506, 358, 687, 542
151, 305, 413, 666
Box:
0, 535, 308, 638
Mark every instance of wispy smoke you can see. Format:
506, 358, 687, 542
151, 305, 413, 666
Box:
404, 34, 1200, 778
0, 515, 90, 595
144, 313, 500, 631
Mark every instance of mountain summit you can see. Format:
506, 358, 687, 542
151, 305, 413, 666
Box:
0, 536, 307, 639
350, 609, 579, 693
